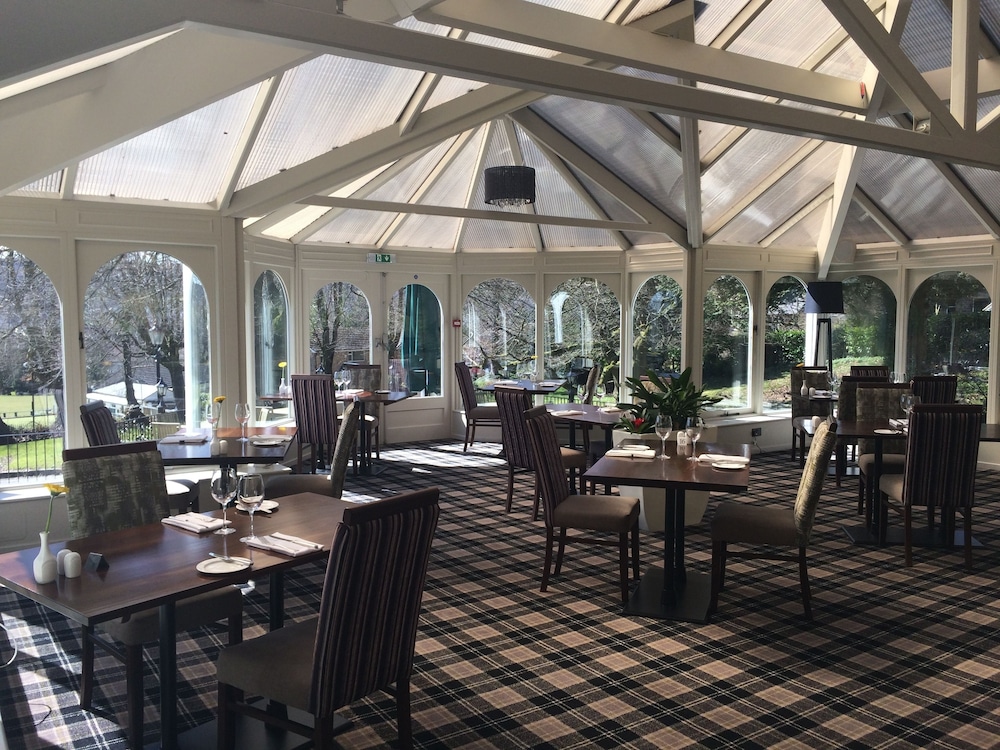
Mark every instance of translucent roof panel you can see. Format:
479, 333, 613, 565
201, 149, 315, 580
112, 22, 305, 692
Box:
564, 163, 648, 223
309, 209, 397, 246
462, 217, 539, 250
983, 5, 1000, 47
520, 130, 604, 222
415, 135, 480, 209
843, 201, 895, 246
713, 141, 841, 244
77, 87, 259, 204
260, 206, 332, 241
541, 223, 618, 249
425, 75, 489, 110
953, 164, 1000, 226
388, 213, 462, 250
727, 0, 841, 67
12, 171, 62, 197
858, 150, 986, 240
237, 55, 423, 190
767, 202, 827, 250
369, 139, 464, 205
694, 0, 750, 45
899, 0, 954, 73
530, 97, 686, 223
702, 129, 812, 231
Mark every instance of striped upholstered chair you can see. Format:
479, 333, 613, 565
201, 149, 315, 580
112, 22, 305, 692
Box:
850, 365, 891, 378
62, 441, 243, 749
524, 405, 640, 603
79, 400, 121, 445
455, 361, 501, 452
856, 383, 911, 521
709, 420, 837, 621
264, 401, 359, 500
909, 375, 958, 404
494, 387, 587, 519
216, 487, 440, 749
878, 404, 982, 569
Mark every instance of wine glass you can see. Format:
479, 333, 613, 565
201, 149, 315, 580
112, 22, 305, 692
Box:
210, 468, 238, 535
237, 474, 265, 543
603, 380, 616, 406
205, 402, 219, 434
901, 393, 920, 418
235, 402, 251, 442
685, 416, 705, 460
655, 414, 672, 459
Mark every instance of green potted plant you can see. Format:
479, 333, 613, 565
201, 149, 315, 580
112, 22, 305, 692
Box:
615, 367, 722, 433
612, 367, 722, 530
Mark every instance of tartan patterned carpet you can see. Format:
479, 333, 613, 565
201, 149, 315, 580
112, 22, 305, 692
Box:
3, 441, 1000, 749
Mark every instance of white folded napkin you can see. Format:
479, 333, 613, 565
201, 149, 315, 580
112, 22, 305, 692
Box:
540, 381, 563, 387
606, 448, 656, 459
697, 454, 750, 465
250, 435, 292, 445
552, 409, 584, 416
889, 418, 908, 429
159, 432, 210, 445
600, 406, 623, 413
161, 513, 231, 533
245, 533, 322, 556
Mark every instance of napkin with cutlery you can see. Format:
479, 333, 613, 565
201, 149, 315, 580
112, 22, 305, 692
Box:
552, 409, 584, 416
889, 418, 909, 429
250, 435, 292, 445
696, 454, 750, 465
159, 432, 210, 445
245, 533, 324, 556
600, 406, 622, 413
162, 513, 231, 533
605, 447, 656, 459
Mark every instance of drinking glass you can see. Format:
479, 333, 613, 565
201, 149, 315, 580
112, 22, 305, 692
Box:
238, 474, 265, 543
655, 414, 672, 459
901, 393, 920, 417
685, 416, 705, 459
604, 380, 616, 405
205, 402, 219, 434
235, 402, 251, 442
210, 468, 238, 535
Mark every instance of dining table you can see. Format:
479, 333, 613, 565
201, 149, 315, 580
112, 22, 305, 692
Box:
157, 425, 296, 469
335, 389, 412, 476
546, 402, 621, 452
479, 378, 570, 399
583, 440, 751, 624
0, 491, 342, 750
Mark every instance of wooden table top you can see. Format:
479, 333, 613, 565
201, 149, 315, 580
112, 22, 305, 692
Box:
157, 426, 296, 466
546, 402, 622, 427
479, 379, 568, 394
0, 492, 342, 627
584, 440, 752, 492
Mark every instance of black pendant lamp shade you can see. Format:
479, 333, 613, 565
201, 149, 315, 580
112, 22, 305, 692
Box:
804, 281, 844, 315
484, 166, 535, 207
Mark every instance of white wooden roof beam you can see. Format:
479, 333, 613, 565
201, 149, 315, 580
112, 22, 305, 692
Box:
951, 0, 980, 130
854, 188, 910, 245
761, 186, 834, 247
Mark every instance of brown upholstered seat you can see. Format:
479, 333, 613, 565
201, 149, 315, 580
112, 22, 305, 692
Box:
709, 420, 837, 620
62, 441, 243, 749
878, 404, 982, 568
455, 361, 500, 452
524, 405, 640, 603
495, 387, 587, 519
216, 487, 440, 750
264, 401, 359, 500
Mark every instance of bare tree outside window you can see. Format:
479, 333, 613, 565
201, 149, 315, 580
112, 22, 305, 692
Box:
544, 277, 620, 388
310, 282, 371, 374
632, 275, 682, 381
462, 278, 536, 379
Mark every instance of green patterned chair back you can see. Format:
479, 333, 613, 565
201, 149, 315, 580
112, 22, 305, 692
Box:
837, 375, 888, 422
62, 441, 170, 538
900, 404, 981, 509
790, 366, 832, 419
329, 400, 359, 499
312, 487, 439, 717
793, 420, 838, 545
856, 383, 910, 455
581, 365, 601, 405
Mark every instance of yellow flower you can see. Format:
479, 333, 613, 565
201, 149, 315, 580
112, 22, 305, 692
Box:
214, 395, 226, 404
278, 361, 287, 369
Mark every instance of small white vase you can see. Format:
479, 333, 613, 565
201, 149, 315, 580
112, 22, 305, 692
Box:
278, 377, 289, 397
33, 531, 58, 584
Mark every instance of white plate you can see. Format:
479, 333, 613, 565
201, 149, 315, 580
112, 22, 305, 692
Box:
251, 438, 287, 446
236, 499, 279, 513
874, 428, 902, 435
712, 461, 746, 471
196, 556, 252, 575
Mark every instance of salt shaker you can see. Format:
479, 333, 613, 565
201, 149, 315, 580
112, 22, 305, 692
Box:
57, 548, 71, 576
63, 551, 82, 578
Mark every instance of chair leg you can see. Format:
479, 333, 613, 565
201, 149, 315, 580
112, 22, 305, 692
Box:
618, 532, 629, 604
531, 476, 541, 521
80, 626, 95, 709
540, 528, 555, 592
709, 540, 726, 616
505, 467, 515, 513
396, 677, 413, 750
964, 507, 973, 571
903, 505, 913, 566
797, 546, 812, 620
217, 683, 237, 750
554, 528, 568, 576
124, 644, 144, 749
630, 525, 640, 579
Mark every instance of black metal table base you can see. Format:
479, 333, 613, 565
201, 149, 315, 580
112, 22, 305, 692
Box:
623, 566, 712, 624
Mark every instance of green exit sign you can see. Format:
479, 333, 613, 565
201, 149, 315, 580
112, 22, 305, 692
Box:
367, 252, 393, 263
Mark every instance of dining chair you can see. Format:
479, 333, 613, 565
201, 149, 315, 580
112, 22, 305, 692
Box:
79, 401, 122, 445
878, 404, 982, 568
494, 387, 587, 520
855, 382, 911, 520
454, 361, 501, 452
264, 401, 359, 500
290, 374, 341, 473
579, 364, 601, 458
524, 405, 640, 603
833, 374, 889, 488
61, 441, 243, 749
909, 375, 958, 404
216, 487, 440, 750
709, 420, 837, 621
789, 366, 832, 466
850, 365, 891, 378
342, 363, 381, 460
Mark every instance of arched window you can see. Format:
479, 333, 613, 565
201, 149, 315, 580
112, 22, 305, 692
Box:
764, 276, 806, 410
310, 282, 372, 374
84, 251, 208, 427
544, 278, 620, 393
703, 275, 751, 410
387, 283, 442, 396
253, 270, 289, 397
907, 271, 990, 405
832, 276, 895, 372
462, 278, 536, 379
632, 275, 682, 381
0, 247, 64, 482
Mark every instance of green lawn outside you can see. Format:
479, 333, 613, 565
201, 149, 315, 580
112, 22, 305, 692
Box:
0, 394, 62, 474
0, 393, 58, 429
